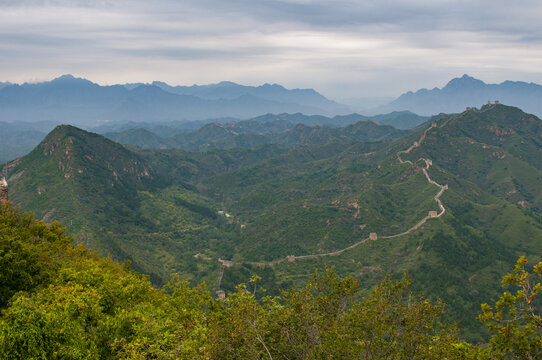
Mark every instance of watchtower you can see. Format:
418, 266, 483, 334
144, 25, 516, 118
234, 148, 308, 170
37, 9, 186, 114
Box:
218, 259, 234, 268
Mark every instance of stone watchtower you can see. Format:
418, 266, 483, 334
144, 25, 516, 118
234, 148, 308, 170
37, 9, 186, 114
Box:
0, 177, 7, 206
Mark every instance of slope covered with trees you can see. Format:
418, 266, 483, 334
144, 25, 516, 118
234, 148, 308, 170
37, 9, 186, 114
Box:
2, 104, 541, 341
1, 203, 541, 358
105, 117, 409, 151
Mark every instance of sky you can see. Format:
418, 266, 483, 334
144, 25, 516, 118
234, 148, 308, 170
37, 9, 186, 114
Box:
1, 0, 542, 99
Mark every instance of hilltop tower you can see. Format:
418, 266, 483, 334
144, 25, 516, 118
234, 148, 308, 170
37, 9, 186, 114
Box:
0, 178, 7, 206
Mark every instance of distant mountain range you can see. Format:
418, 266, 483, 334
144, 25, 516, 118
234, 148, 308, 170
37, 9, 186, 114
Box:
0, 111, 427, 164
139, 81, 341, 109
0, 121, 59, 164
379, 74, 542, 117
102, 111, 426, 151
1, 75, 541, 128
104, 116, 409, 151
0, 75, 349, 126
2, 73, 542, 162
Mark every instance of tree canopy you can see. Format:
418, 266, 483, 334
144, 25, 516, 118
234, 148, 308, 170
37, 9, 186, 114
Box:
0, 204, 540, 358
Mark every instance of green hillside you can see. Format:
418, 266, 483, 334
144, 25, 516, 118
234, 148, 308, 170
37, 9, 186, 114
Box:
0, 204, 212, 358
103, 127, 168, 149
2, 125, 237, 284
106, 118, 408, 151
8, 203, 539, 358
2, 104, 541, 341
404, 104, 542, 210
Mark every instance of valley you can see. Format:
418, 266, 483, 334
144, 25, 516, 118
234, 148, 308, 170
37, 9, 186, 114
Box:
3, 1, 542, 356
2, 103, 542, 342
211, 112, 448, 295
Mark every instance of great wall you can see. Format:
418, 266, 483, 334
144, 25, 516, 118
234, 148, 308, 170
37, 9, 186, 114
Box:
212, 100, 501, 296
0, 102, 500, 299
210, 111, 460, 298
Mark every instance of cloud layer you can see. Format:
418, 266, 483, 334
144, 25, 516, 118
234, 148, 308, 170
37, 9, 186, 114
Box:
1, 0, 542, 98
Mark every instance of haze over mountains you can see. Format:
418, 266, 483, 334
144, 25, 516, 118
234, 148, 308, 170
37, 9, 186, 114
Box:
0, 74, 349, 126
378, 74, 542, 117
1, 74, 542, 130
4, 73, 542, 164
0, 111, 426, 164
103, 114, 412, 151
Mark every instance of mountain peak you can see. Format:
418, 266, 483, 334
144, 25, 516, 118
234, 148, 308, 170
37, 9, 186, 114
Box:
216, 81, 238, 86
54, 74, 76, 81
30, 124, 158, 190
49, 74, 95, 87
443, 74, 486, 90
49, 123, 91, 135
261, 83, 286, 90
385, 75, 542, 117
51, 74, 80, 82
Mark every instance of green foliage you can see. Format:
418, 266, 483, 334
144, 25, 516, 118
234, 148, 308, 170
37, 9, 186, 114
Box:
0, 205, 69, 308
4, 104, 542, 343
479, 256, 542, 359
207, 268, 486, 359
107, 118, 408, 152
0, 205, 210, 359
3, 206, 541, 358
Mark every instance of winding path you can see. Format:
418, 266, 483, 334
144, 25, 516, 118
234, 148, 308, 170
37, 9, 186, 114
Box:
213, 119, 450, 295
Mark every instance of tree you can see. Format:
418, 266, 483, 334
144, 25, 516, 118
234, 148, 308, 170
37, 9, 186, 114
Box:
479, 256, 542, 359
207, 267, 484, 359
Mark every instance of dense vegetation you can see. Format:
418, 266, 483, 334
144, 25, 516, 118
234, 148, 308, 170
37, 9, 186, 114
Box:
104, 117, 409, 151
2, 104, 541, 341
1, 204, 541, 358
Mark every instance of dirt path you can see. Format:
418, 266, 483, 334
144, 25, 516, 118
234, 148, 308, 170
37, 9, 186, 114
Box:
213, 119, 449, 296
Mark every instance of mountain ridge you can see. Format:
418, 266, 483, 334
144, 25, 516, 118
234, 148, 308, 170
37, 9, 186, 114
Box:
3, 104, 542, 340
0, 75, 350, 126
381, 74, 542, 117
0, 110, 427, 164
105, 117, 409, 151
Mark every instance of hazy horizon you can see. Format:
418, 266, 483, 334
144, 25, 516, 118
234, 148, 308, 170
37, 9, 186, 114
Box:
1, 1, 542, 99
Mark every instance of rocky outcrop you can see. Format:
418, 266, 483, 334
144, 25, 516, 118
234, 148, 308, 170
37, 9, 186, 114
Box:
0, 178, 8, 205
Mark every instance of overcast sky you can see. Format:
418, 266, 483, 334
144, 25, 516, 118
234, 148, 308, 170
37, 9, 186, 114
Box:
1, 0, 542, 99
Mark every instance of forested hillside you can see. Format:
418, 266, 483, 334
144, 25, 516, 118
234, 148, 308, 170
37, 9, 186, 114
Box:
103, 115, 412, 151
1, 204, 541, 358
2, 104, 541, 341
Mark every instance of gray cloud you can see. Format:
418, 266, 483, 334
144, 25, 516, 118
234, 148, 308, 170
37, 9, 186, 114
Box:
1, 0, 541, 99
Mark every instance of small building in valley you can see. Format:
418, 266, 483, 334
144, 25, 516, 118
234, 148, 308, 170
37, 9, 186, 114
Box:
369, 233, 378, 241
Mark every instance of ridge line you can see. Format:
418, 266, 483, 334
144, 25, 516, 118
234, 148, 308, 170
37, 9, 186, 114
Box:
213, 120, 449, 296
